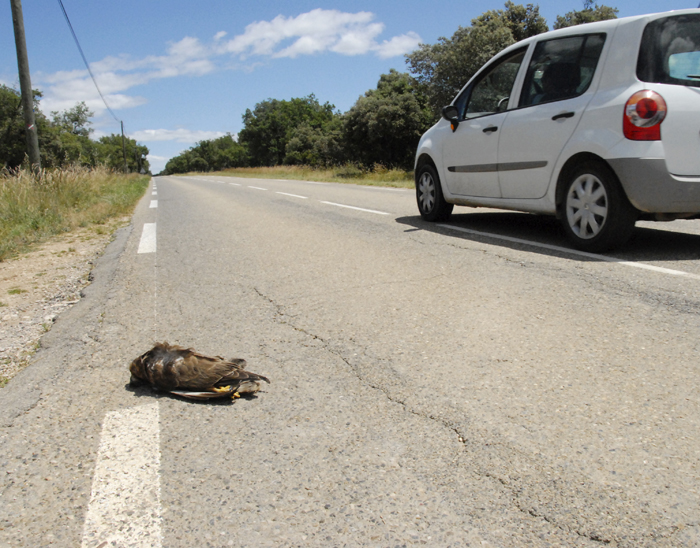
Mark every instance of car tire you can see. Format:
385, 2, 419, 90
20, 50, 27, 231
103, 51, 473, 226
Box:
559, 161, 638, 252
416, 164, 453, 222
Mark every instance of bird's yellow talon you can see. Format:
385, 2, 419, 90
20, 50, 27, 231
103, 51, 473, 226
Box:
232, 392, 241, 399
213, 385, 231, 393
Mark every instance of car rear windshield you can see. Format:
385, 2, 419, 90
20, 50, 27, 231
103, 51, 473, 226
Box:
637, 14, 700, 88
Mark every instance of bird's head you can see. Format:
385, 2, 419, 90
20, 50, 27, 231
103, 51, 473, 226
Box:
129, 352, 150, 386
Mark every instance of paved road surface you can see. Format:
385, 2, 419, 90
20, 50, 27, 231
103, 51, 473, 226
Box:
1, 175, 700, 547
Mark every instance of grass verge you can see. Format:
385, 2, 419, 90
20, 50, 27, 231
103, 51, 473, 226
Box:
0, 166, 150, 261
180, 164, 415, 189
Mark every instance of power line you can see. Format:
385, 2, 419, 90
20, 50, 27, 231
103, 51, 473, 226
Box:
56, 0, 120, 124
56, 0, 129, 172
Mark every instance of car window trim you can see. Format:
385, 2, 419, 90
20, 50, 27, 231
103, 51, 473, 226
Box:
517, 32, 608, 109
454, 45, 529, 121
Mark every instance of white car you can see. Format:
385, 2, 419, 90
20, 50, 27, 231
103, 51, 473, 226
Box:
414, 9, 700, 251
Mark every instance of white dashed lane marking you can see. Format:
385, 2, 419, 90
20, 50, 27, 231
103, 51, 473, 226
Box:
320, 201, 390, 216
138, 223, 157, 254
81, 403, 162, 548
248, 186, 268, 191
276, 192, 308, 199
149, 200, 158, 208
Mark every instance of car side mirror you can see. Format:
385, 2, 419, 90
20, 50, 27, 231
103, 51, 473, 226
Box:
442, 105, 460, 132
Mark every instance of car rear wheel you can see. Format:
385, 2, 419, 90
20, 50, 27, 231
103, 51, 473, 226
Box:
559, 161, 637, 252
416, 164, 453, 222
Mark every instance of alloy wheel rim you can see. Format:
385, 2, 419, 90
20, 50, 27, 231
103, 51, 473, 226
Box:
418, 172, 436, 212
566, 173, 608, 239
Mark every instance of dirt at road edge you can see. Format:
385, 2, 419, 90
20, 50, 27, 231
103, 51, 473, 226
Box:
0, 217, 131, 386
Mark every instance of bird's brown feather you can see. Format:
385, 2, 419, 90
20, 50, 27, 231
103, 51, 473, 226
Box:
129, 342, 269, 398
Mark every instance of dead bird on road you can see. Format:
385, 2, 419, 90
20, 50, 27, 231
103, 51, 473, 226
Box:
129, 342, 269, 400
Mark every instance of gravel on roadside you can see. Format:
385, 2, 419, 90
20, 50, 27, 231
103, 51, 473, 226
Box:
0, 218, 129, 386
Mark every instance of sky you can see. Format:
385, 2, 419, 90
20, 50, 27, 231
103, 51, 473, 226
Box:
1, 0, 698, 173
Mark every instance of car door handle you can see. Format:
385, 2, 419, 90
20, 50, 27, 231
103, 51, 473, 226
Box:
552, 111, 575, 121
482, 126, 498, 133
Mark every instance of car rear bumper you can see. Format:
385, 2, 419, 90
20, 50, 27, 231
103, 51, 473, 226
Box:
609, 158, 700, 213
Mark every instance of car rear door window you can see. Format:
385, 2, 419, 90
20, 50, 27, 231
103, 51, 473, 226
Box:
519, 34, 606, 107
637, 14, 700, 88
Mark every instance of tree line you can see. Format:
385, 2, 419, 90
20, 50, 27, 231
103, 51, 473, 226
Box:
163, 1, 618, 175
0, 85, 149, 173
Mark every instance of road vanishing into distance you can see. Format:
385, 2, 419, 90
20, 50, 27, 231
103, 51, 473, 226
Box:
2, 174, 700, 548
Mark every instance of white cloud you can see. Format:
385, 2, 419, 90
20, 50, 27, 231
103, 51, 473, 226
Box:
35, 35, 216, 116
220, 9, 418, 59
39, 83, 148, 116
34, 10, 421, 117
147, 154, 169, 174
129, 128, 226, 143
374, 32, 423, 59
330, 23, 385, 56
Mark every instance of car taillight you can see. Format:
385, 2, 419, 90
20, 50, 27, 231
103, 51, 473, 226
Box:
623, 90, 667, 141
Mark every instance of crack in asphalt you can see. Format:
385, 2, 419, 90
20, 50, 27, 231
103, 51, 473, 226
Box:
250, 286, 647, 546
251, 283, 690, 547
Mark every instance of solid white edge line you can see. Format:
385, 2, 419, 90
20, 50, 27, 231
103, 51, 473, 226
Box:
276, 192, 308, 199
81, 403, 162, 548
137, 223, 157, 254
321, 201, 390, 215
437, 223, 700, 280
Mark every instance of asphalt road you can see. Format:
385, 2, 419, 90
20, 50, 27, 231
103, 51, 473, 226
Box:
1, 174, 700, 547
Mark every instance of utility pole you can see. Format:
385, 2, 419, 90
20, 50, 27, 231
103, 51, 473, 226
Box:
10, 0, 41, 171
120, 121, 128, 173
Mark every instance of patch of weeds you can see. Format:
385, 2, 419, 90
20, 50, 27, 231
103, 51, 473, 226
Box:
7, 287, 27, 295
0, 301, 7, 307
35, 272, 46, 277
334, 164, 365, 179
0, 376, 8, 388
68, 247, 76, 252
0, 167, 149, 260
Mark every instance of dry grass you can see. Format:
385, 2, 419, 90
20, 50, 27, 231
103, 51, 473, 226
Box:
183, 164, 415, 188
0, 166, 149, 261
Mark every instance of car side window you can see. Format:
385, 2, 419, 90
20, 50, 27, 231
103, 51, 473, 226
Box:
519, 34, 606, 108
453, 48, 527, 119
